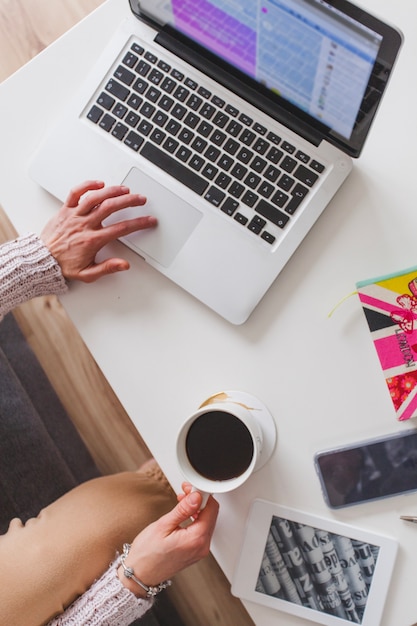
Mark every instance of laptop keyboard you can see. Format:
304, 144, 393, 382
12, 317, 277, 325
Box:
86, 41, 325, 246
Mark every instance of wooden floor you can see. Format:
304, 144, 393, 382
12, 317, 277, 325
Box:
0, 2, 254, 625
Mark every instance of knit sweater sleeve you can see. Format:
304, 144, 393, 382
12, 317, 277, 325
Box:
47, 559, 154, 626
0, 233, 67, 319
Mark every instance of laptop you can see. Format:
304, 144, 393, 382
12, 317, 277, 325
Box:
29, 0, 402, 324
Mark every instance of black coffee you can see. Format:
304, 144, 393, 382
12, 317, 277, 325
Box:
185, 410, 254, 481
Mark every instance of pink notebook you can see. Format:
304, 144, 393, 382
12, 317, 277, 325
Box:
357, 266, 417, 421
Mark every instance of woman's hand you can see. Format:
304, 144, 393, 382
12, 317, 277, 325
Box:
117, 484, 219, 598
40, 180, 156, 282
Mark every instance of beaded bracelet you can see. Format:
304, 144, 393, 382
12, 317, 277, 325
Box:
120, 543, 172, 598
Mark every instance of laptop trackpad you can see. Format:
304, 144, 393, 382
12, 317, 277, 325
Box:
105, 167, 203, 268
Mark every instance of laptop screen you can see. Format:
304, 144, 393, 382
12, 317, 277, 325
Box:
138, 0, 402, 156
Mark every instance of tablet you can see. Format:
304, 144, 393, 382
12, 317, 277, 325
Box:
231, 500, 398, 625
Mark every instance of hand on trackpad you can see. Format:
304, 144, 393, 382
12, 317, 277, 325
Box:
105, 167, 203, 268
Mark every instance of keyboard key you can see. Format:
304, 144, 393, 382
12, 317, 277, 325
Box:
282, 141, 296, 153
212, 95, 225, 108
294, 165, 318, 187
211, 130, 226, 146
221, 197, 239, 215
237, 147, 253, 164
165, 119, 181, 136
267, 131, 281, 144
248, 215, 266, 234
202, 163, 218, 180
225, 104, 239, 117
144, 51, 157, 64
196, 121, 213, 137
178, 128, 194, 144
150, 129, 166, 145
264, 165, 280, 182
159, 95, 174, 111
113, 103, 127, 119
171, 68, 184, 81
278, 174, 295, 191
218, 154, 234, 171
253, 138, 269, 154
187, 94, 203, 111
137, 120, 153, 136
244, 172, 261, 189
234, 212, 248, 225
239, 113, 253, 126
256, 199, 290, 228
133, 78, 148, 95
99, 113, 116, 131
215, 172, 232, 189
252, 156, 267, 173
205, 145, 221, 162
200, 103, 216, 119
157, 60, 171, 73
149, 69, 164, 85
115, 65, 135, 85
184, 77, 198, 90
271, 190, 289, 208
189, 155, 205, 171
127, 94, 143, 110
174, 86, 190, 102
281, 156, 297, 172
125, 131, 144, 152
296, 150, 310, 163
285, 183, 309, 214
258, 181, 274, 199
229, 181, 245, 198
141, 142, 209, 195
136, 60, 151, 76
145, 86, 161, 103
176, 146, 192, 163
87, 105, 103, 123
310, 160, 325, 173
242, 190, 258, 208
213, 111, 229, 128
140, 102, 155, 118
197, 86, 211, 99
261, 231, 276, 244
97, 92, 115, 110
266, 147, 283, 164
191, 137, 207, 153
253, 123, 267, 135
223, 138, 239, 155
161, 77, 177, 93
184, 112, 200, 129
226, 120, 243, 137
204, 186, 225, 207
163, 137, 179, 153
106, 79, 130, 101
230, 163, 248, 180
112, 122, 128, 140
125, 111, 140, 128
123, 51, 138, 68
240, 129, 256, 146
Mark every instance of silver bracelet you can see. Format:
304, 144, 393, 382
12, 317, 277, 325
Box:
120, 543, 172, 598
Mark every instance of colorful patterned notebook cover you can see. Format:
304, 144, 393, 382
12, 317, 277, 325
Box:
357, 266, 417, 421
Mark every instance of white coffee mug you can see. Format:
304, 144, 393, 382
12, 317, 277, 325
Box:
176, 391, 276, 507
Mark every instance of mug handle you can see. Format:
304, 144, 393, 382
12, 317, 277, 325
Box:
191, 486, 211, 510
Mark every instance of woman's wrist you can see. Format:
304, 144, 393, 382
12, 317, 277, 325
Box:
117, 564, 148, 599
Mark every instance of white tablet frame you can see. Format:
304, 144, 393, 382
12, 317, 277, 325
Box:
231, 500, 398, 626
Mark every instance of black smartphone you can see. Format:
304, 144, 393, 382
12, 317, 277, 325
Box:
314, 429, 417, 508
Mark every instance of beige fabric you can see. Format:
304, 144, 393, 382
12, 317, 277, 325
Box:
0, 466, 175, 626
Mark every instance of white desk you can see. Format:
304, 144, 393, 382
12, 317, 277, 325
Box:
1, 1, 416, 624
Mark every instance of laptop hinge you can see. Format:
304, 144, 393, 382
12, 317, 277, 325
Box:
155, 27, 323, 148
